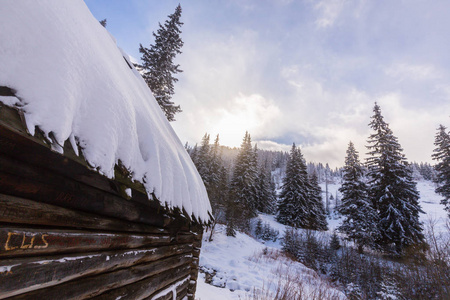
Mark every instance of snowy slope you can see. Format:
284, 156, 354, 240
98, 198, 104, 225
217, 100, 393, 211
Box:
0, 1, 211, 222
197, 224, 346, 299
416, 180, 449, 233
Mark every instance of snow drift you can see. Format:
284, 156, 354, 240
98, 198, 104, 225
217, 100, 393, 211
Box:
0, 0, 211, 222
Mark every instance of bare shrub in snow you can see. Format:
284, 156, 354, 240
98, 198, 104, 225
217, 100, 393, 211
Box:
247, 262, 344, 300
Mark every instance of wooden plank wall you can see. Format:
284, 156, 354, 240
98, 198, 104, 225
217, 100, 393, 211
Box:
0, 103, 204, 299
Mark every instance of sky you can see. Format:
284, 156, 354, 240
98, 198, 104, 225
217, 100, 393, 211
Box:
85, 0, 450, 167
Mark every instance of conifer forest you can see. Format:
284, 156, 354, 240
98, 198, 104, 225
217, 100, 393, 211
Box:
187, 103, 450, 299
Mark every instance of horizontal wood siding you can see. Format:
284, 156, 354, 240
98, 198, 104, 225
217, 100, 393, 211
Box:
0, 105, 204, 299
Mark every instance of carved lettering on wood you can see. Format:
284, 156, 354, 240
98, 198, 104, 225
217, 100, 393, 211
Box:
4, 232, 49, 251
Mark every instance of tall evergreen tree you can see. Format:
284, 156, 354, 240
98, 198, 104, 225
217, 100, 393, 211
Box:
191, 134, 229, 219
195, 133, 211, 187
137, 5, 183, 121
338, 141, 378, 252
277, 143, 311, 228
432, 124, 450, 217
366, 103, 424, 254
229, 132, 258, 231
255, 159, 277, 214
209, 135, 228, 216
308, 172, 328, 231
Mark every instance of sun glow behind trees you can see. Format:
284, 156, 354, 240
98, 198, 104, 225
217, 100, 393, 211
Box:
194, 94, 282, 149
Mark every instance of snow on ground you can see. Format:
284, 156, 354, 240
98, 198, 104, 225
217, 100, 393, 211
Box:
0, 1, 211, 222
196, 224, 346, 299
197, 179, 449, 299
416, 180, 449, 234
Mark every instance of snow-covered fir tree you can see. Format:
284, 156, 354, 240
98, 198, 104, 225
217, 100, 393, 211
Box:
189, 143, 199, 165
307, 171, 328, 230
417, 162, 435, 181
190, 134, 229, 223
255, 158, 277, 214
137, 5, 183, 121
209, 135, 229, 217
338, 141, 378, 252
228, 132, 258, 232
432, 124, 450, 217
366, 103, 424, 254
195, 133, 211, 186
277, 143, 312, 229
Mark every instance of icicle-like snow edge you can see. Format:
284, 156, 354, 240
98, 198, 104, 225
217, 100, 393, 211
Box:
0, 0, 211, 223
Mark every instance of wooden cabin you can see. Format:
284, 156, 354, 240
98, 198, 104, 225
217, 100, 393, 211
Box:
0, 2, 211, 299
0, 101, 206, 299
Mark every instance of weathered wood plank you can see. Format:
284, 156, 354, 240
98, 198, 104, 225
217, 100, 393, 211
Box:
0, 193, 168, 234
0, 168, 171, 228
0, 119, 176, 220
91, 266, 191, 300
0, 117, 191, 224
147, 278, 190, 300
0, 114, 118, 195
8, 254, 193, 300
0, 244, 192, 299
0, 227, 171, 258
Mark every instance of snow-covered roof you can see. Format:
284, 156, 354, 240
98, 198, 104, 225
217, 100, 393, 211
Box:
0, 0, 211, 223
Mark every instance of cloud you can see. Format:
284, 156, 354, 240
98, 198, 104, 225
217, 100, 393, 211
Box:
255, 140, 291, 152
112, 0, 450, 168
314, 0, 347, 28
173, 92, 282, 148
384, 63, 442, 82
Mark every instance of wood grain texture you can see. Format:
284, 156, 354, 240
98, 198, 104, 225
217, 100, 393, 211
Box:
0, 227, 171, 258
91, 265, 191, 300
0, 244, 192, 299
7, 253, 193, 300
0, 194, 168, 234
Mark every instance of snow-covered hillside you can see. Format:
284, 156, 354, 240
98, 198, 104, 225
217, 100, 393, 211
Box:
196, 223, 346, 299
196, 179, 449, 299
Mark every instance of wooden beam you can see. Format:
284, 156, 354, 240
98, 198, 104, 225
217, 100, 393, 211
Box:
0, 167, 170, 228
145, 278, 190, 300
0, 244, 192, 299
91, 265, 191, 300
7, 254, 193, 300
0, 227, 171, 258
0, 194, 168, 234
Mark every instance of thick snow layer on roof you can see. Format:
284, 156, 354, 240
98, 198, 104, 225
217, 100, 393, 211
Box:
0, 0, 211, 222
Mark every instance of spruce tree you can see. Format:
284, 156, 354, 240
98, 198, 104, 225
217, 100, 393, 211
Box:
432, 124, 450, 217
195, 133, 211, 187
366, 103, 424, 254
229, 132, 258, 231
255, 159, 277, 214
277, 143, 311, 228
191, 134, 229, 224
308, 171, 328, 231
338, 141, 378, 252
137, 5, 183, 121
99, 19, 107, 27
209, 135, 228, 217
